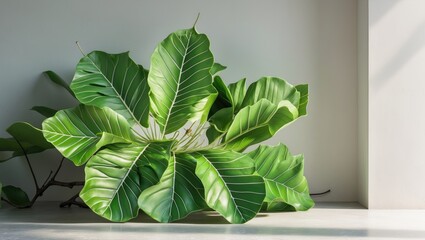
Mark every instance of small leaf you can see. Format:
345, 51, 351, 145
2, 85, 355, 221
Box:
139, 153, 205, 223
194, 150, 265, 223
43, 71, 75, 98
209, 76, 233, 117
1, 185, 31, 208
295, 84, 308, 116
210, 62, 227, 75
42, 105, 134, 166
71, 51, 151, 127
224, 99, 298, 151
228, 78, 246, 113
31, 106, 57, 118
248, 144, 314, 211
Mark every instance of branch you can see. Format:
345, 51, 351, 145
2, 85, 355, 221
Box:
59, 192, 87, 208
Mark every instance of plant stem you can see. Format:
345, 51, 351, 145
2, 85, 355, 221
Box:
13, 138, 39, 190
59, 192, 87, 208
310, 189, 331, 196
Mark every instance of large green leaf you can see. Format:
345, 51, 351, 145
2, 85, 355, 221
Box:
80, 142, 172, 222
1, 185, 31, 208
248, 144, 314, 211
42, 105, 134, 166
241, 77, 300, 109
224, 99, 298, 151
148, 28, 217, 135
228, 78, 246, 113
71, 51, 150, 127
194, 150, 265, 223
139, 153, 205, 222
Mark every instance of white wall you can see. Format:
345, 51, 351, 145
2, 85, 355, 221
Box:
369, 0, 425, 208
0, 0, 358, 202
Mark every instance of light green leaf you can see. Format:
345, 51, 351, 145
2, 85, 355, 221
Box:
296, 84, 308, 116
224, 99, 298, 151
248, 144, 314, 211
228, 78, 246, 113
80, 142, 172, 222
31, 106, 57, 118
71, 51, 150, 127
42, 105, 134, 166
241, 77, 300, 109
209, 76, 233, 118
43, 70, 75, 98
139, 153, 205, 222
194, 150, 265, 223
1, 185, 30, 208
210, 62, 227, 75
148, 28, 217, 135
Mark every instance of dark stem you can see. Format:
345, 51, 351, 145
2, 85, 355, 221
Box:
192, 13, 200, 28
60, 192, 87, 208
13, 138, 40, 190
310, 189, 331, 196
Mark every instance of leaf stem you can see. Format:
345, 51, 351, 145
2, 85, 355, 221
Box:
13, 138, 39, 190
75, 41, 87, 56
192, 13, 200, 29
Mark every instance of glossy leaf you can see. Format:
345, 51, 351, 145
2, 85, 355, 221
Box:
224, 99, 298, 151
139, 153, 205, 222
42, 105, 134, 166
210, 62, 227, 75
31, 106, 57, 118
71, 51, 150, 127
296, 84, 308, 116
206, 107, 233, 143
241, 77, 300, 109
80, 142, 172, 222
194, 150, 265, 223
43, 70, 75, 98
1, 185, 30, 208
249, 144, 314, 211
148, 28, 217, 134
228, 78, 246, 113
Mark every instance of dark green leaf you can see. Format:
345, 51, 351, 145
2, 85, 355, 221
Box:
31, 106, 57, 118
228, 78, 246, 113
1, 185, 30, 208
209, 76, 233, 117
43, 71, 75, 98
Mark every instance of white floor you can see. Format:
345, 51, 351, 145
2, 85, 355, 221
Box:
1, 202, 425, 240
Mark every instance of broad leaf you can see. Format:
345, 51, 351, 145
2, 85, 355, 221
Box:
80, 142, 172, 222
241, 77, 300, 109
0, 138, 46, 162
44, 70, 75, 98
296, 84, 308, 116
209, 76, 233, 117
206, 107, 233, 143
224, 99, 298, 151
228, 78, 246, 113
7, 122, 53, 150
210, 62, 227, 75
42, 105, 134, 166
249, 144, 314, 211
148, 28, 217, 135
71, 51, 150, 127
31, 106, 57, 118
1, 185, 30, 208
194, 150, 265, 223
139, 153, 205, 222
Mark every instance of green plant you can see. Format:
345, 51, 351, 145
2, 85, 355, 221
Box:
39, 25, 313, 223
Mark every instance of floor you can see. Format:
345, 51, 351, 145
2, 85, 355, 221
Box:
1, 202, 425, 240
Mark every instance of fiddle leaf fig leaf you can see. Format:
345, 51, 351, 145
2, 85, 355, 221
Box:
228, 78, 246, 113
249, 144, 314, 211
209, 76, 233, 117
42, 105, 134, 166
43, 70, 75, 98
295, 84, 309, 116
31, 106, 58, 118
80, 142, 172, 222
1, 185, 30, 208
241, 77, 300, 109
210, 62, 227, 75
71, 51, 150, 127
224, 99, 298, 151
194, 150, 265, 224
139, 153, 205, 223
148, 28, 217, 135
7, 122, 53, 150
